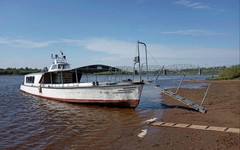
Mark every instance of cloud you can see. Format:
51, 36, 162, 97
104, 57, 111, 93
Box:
61, 38, 136, 56
81, 38, 135, 55
162, 29, 222, 36
0, 37, 57, 48
68, 38, 238, 66
145, 44, 239, 67
174, 0, 209, 9
0, 37, 238, 67
0, 37, 135, 56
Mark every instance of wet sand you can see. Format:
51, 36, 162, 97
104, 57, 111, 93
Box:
149, 80, 240, 149
101, 80, 239, 150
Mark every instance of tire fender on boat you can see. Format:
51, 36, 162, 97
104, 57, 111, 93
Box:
38, 86, 42, 93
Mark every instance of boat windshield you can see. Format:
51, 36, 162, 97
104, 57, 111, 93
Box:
56, 64, 70, 69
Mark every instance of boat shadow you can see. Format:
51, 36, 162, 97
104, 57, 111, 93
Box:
160, 103, 198, 112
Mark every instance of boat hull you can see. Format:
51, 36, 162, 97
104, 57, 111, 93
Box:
20, 83, 144, 108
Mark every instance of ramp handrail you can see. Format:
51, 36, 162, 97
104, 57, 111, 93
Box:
145, 81, 207, 113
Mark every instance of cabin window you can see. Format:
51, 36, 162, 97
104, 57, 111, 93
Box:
51, 65, 57, 70
52, 72, 62, 83
26, 76, 35, 83
42, 71, 82, 84
58, 64, 62, 69
56, 64, 70, 69
63, 64, 70, 69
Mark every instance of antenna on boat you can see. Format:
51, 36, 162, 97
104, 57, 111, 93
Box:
59, 51, 67, 60
60, 50, 64, 56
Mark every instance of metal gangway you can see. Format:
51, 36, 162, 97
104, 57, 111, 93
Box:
144, 79, 209, 113
133, 41, 208, 113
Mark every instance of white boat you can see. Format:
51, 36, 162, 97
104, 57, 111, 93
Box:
20, 41, 149, 108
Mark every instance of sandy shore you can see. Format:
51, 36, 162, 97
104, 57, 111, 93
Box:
161, 80, 240, 127
113, 80, 239, 150
148, 80, 240, 149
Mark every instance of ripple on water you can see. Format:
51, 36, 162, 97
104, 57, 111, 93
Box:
0, 75, 211, 149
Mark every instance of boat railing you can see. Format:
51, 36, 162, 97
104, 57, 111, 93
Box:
40, 80, 133, 88
41, 82, 94, 88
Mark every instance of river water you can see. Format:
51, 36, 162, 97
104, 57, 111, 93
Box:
0, 75, 211, 149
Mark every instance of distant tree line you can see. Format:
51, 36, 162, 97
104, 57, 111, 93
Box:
208, 65, 240, 80
95, 66, 229, 76
165, 66, 223, 75
1, 65, 239, 79
0, 67, 44, 75
145, 66, 224, 75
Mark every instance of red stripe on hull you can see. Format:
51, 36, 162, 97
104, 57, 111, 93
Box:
21, 91, 140, 108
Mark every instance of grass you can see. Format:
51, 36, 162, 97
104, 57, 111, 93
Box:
207, 65, 240, 80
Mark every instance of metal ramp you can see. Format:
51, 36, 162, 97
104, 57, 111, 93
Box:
162, 89, 207, 113
145, 81, 207, 113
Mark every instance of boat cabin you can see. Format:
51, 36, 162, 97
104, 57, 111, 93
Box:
23, 73, 44, 86
48, 53, 71, 72
23, 52, 122, 87
23, 65, 121, 87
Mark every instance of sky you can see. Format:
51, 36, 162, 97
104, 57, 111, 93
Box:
0, 0, 239, 69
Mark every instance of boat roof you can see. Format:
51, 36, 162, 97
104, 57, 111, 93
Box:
74, 64, 121, 73
25, 72, 44, 76
24, 64, 121, 76
43, 64, 121, 74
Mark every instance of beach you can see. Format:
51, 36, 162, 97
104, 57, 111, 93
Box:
95, 80, 240, 150
143, 80, 240, 149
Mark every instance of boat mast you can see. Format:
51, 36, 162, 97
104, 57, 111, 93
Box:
134, 41, 149, 81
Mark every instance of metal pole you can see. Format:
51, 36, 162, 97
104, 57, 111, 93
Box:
50, 72, 52, 84
75, 69, 78, 83
201, 83, 211, 106
145, 45, 148, 80
137, 41, 141, 81
138, 41, 149, 81
155, 65, 164, 82
61, 72, 63, 85
133, 64, 135, 81
175, 75, 186, 94
115, 69, 117, 82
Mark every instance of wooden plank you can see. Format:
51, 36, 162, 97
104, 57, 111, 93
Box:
174, 123, 190, 128
226, 128, 240, 133
151, 122, 165, 126
161, 122, 176, 127
149, 121, 240, 134
188, 125, 208, 130
206, 126, 229, 132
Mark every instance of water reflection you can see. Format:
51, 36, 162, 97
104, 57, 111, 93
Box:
0, 75, 211, 149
